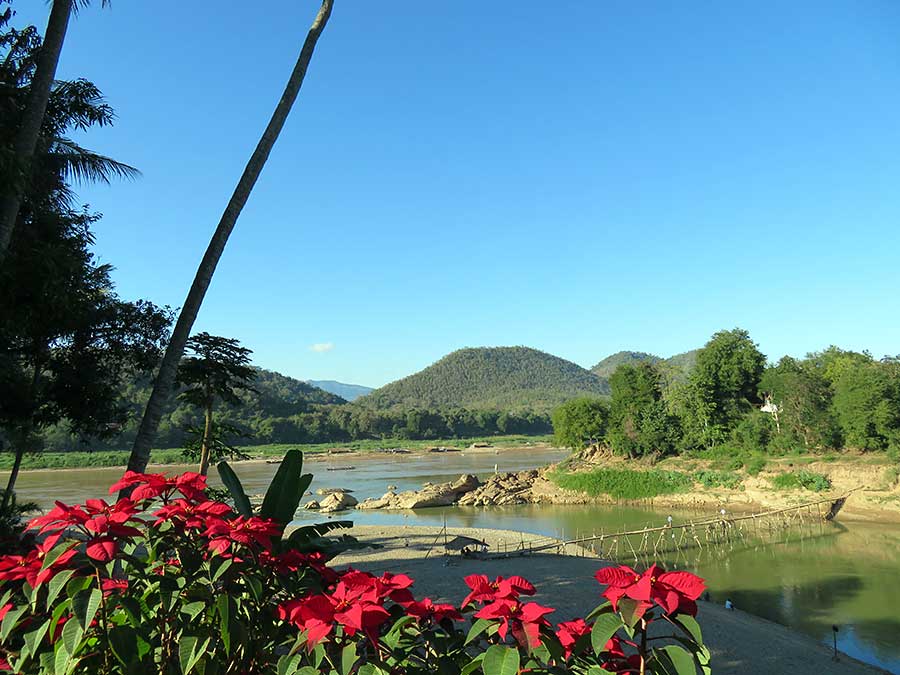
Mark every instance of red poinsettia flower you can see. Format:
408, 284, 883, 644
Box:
373, 571, 415, 604
154, 499, 232, 531
259, 550, 340, 584
0, 534, 77, 586
278, 595, 336, 646
205, 516, 282, 553
174, 472, 208, 502
474, 598, 554, 648
556, 618, 592, 659
594, 564, 706, 619
109, 471, 171, 502
402, 597, 463, 623
462, 574, 536, 608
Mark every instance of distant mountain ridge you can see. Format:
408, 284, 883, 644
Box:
307, 380, 373, 402
357, 346, 609, 411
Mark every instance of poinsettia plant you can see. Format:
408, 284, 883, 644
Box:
0, 452, 711, 674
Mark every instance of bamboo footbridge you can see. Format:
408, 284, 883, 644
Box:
478, 490, 857, 563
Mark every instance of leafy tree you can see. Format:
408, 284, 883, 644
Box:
0, 11, 170, 506
830, 358, 900, 450
680, 328, 765, 448
551, 397, 609, 450
759, 356, 838, 450
0, 0, 115, 263
128, 0, 335, 474
607, 363, 679, 458
176, 333, 257, 475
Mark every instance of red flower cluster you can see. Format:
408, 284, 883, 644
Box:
29, 498, 141, 562
0, 534, 76, 586
594, 563, 706, 620
108, 470, 207, 503
461, 574, 554, 648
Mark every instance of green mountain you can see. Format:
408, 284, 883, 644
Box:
357, 346, 609, 411
307, 380, 373, 402
591, 351, 661, 379
591, 349, 700, 384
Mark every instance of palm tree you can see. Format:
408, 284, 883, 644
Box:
126, 0, 334, 474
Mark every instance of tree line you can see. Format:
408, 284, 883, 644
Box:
553, 328, 900, 458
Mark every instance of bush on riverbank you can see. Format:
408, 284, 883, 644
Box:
771, 470, 832, 492
550, 467, 694, 500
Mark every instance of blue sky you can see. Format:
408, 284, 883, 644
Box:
14, 1, 900, 387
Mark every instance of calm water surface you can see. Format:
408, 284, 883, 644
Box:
5, 449, 899, 673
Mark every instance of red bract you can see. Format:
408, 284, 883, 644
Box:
594, 564, 706, 619
278, 595, 336, 646
402, 597, 463, 623
556, 618, 592, 658
154, 499, 232, 531
462, 574, 536, 607
0, 535, 76, 587
474, 598, 554, 648
259, 550, 339, 584
0, 603, 12, 621
108, 471, 170, 501
101, 578, 129, 597
205, 516, 282, 553
174, 472, 208, 502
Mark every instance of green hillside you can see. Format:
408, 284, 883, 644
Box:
591, 351, 661, 378
591, 349, 700, 384
308, 380, 373, 401
43, 368, 345, 451
357, 346, 609, 411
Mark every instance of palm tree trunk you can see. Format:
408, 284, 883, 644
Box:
0, 0, 73, 265
199, 404, 213, 476
1, 446, 25, 512
125, 0, 334, 475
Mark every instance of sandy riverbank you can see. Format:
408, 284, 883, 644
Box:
328, 525, 890, 675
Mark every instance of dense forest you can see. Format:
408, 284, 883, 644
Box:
556, 329, 900, 459
358, 346, 609, 410
591, 349, 698, 385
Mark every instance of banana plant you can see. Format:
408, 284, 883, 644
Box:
217, 449, 374, 558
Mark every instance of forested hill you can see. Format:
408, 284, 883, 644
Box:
357, 347, 609, 411
591, 349, 699, 383
44, 368, 345, 451
591, 351, 661, 379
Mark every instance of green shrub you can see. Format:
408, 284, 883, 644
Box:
550, 468, 693, 500
771, 470, 832, 492
693, 470, 743, 490
746, 456, 767, 476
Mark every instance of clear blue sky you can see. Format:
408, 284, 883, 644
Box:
14, 1, 900, 387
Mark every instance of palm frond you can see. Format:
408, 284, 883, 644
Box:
46, 137, 140, 185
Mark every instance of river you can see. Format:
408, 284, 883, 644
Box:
5, 448, 899, 673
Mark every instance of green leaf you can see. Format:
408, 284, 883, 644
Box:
584, 600, 613, 621
181, 601, 206, 621
211, 558, 233, 583
460, 655, 484, 675
587, 667, 617, 675
109, 625, 139, 667
0, 605, 27, 641
591, 612, 622, 655
45, 569, 77, 610
61, 617, 83, 657
216, 595, 231, 655
216, 460, 253, 517
261, 450, 307, 526
21, 619, 51, 662
179, 636, 198, 675
277, 653, 302, 675
674, 614, 703, 646
482, 645, 520, 675
653, 644, 698, 675
341, 643, 357, 675
72, 588, 101, 630
465, 618, 494, 645
54, 642, 71, 675
617, 598, 643, 629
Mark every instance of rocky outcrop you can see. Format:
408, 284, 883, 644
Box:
358, 474, 481, 510
303, 500, 320, 510
319, 492, 358, 512
457, 470, 539, 506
